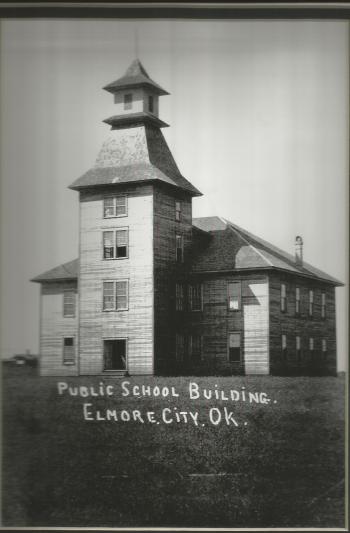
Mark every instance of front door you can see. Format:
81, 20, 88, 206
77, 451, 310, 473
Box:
104, 339, 127, 371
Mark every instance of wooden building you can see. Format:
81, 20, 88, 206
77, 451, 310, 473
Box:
32, 59, 343, 377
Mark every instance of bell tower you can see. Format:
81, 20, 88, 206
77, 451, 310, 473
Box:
69, 59, 201, 375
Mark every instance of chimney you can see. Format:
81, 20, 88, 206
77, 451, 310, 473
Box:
295, 236, 303, 266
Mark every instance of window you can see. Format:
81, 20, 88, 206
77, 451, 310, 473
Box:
189, 335, 202, 361
322, 339, 327, 359
189, 283, 202, 311
176, 283, 184, 311
148, 95, 154, 113
103, 280, 128, 311
309, 290, 314, 316
103, 196, 127, 218
63, 337, 75, 365
281, 284, 287, 312
63, 291, 75, 317
296, 336, 301, 362
321, 292, 326, 318
104, 339, 127, 371
309, 338, 314, 359
176, 234, 184, 263
103, 229, 128, 259
228, 282, 241, 311
175, 201, 181, 221
124, 93, 132, 110
228, 333, 241, 363
295, 287, 300, 315
282, 334, 287, 360
175, 333, 185, 362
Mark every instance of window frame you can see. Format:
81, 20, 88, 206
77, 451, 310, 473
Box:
63, 290, 76, 318
175, 283, 184, 311
189, 334, 202, 361
189, 283, 203, 312
175, 200, 181, 222
102, 228, 129, 260
308, 289, 314, 317
228, 281, 241, 311
103, 337, 128, 372
124, 93, 133, 110
148, 95, 154, 113
102, 279, 129, 312
228, 332, 241, 363
281, 334, 287, 360
296, 335, 301, 362
175, 233, 184, 263
62, 336, 75, 366
281, 283, 287, 312
175, 333, 185, 362
295, 287, 300, 315
103, 195, 127, 219
321, 291, 326, 318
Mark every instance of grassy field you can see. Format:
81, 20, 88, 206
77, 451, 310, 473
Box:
1, 366, 345, 528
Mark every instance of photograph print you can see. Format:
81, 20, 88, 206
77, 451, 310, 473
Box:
1, 16, 348, 529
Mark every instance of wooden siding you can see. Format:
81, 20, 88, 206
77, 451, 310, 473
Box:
153, 186, 193, 373
40, 281, 78, 376
79, 185, 154, 375
268, 271, 337, 375
186, 274, 269, 375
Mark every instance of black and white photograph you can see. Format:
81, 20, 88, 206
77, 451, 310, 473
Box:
0, 7, 348, 529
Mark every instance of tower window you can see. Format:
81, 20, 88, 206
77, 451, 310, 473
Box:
176, 283, 184, 311
148, 95, 154, 113
103, 229, 129, 259
103, 280, 128, 311
63, 337, 75, 365
103, 196, 127, 218
281, 283, 287, 312
228, 332, 241, 363
189, 283, 203, 311
282, 334, 287, 360
176, 234, 184, 263
321, 292, 326, 318
295, 287, 300, 315
63, 291, 75, 317
189, 335, 202, 361
124, 93, 133, 110
228, 281, 241, 311
309, 290, 314, 316
175, 201, 181, 221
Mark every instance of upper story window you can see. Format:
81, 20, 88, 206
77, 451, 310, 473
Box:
321, 292, 326, 318
296, 335, 301, 361
295, 287, 300, 315
175, 201, 181, 221
103, 280, 128, 311
189, 335, 202, 361
63, 291, 75, 317
281, 283, 287, 312
103, 196, 127, 218
322, 339, 327, 358
176, 283, 184, 311
309, 337, 314, 352
148, 95, 154, 113
176, 234, 184, 263
103, 229, 128, 259
189, 283, 203, 311
124, 93, 133, 110
308, 290, 314, 316
282, 334, 287, 359
63, 337, 75, 365
228, 332, 241, 363
228, 281, 241, 311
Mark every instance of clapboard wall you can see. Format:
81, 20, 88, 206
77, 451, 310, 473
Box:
268, 271, 337, 375
40, 281, 78, 376
78, 185, 154, 375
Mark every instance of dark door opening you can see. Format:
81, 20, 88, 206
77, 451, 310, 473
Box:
104, 339, 127, 371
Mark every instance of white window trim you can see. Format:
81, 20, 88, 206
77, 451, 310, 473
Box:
102, 279, 129, 312
103, 195, 128, 219
62, 336, 75, 366
63, 289, 76, 318
102, 227, 129, 260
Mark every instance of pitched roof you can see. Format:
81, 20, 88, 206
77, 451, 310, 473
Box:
103, 112, 169, 129
31, 259, 78, 283
69, 125, 201, 196
192, 216, 343, 285
103, 59, 169, 96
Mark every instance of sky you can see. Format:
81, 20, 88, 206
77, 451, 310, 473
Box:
0, 19, 348, 370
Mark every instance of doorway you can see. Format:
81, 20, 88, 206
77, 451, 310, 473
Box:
103, 339, 127, 371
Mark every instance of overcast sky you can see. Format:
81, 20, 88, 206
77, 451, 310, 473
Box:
0, 19, 348, 370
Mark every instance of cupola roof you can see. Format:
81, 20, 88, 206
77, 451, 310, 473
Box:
103, 59, 169, 96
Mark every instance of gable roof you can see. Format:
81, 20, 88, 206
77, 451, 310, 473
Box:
192, 216, 343, 285
31, 259, 78, 283
103, 59, 169, 96
69, 125, 201, 196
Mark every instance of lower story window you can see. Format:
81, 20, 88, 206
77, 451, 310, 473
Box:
296, 336, 301, 362
281, 334, 287, 360
228, 332, 241, 363
63, 337, 75, 365
322, 339, 327, 359
176, 333, 185, 362
189, 335, 202, 361
103, 339, 127, 371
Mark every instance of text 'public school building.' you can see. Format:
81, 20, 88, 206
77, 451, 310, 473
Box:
32, 59, 343, 377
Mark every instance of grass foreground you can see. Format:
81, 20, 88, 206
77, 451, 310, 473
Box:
1, 366, 345, 528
